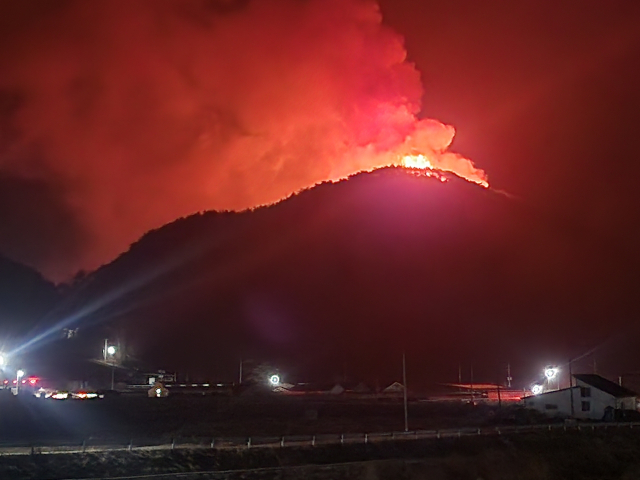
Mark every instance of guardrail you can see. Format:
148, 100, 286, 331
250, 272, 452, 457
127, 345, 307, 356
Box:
1, 421, 639, 456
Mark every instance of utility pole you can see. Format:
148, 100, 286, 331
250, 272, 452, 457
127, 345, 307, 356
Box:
506, 362, 512, 388
496, 367, 502, 409
470, 364, 474, 403
569, 358, 575, 417
402, 352, 408, 432
239, 359, 243, 385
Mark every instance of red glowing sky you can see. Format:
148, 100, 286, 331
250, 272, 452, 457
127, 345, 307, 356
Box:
0, 0, 487, 281
0, 0, 639, 282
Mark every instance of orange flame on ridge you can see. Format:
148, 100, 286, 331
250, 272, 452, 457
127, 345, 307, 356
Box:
398, 154, 447, 182
390, 120, 489, 189
400, 153, 434, 170
396, 151, 489, 189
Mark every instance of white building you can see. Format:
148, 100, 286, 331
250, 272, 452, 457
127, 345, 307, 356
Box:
523, 374, 637, 420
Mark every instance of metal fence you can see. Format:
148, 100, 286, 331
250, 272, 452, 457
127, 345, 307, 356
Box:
1, 421, 639, 456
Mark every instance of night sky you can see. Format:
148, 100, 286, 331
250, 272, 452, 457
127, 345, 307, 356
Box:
1, 1, 640, 386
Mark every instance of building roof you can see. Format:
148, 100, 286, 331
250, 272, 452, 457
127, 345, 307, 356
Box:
522, 386, 578, 400
383, 382, 404, 393
573, 374, 637, 398
445, 383, 507, 391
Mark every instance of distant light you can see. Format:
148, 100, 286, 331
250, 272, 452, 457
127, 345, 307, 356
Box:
269, 374, 280, 386
28, 377, 38, 385
51, 392, 68, 400
155, 388, 162, 397
16, 369, 25, 379
106, 346, 116, 356
73, 391, 98, 399
531, 384, 543, 395
544, 367, 559, 379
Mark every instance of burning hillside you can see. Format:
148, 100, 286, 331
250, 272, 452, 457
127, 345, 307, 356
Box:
0, 0, 487, 280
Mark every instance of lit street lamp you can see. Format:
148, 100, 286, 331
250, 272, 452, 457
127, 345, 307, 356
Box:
108, 347, 116, 390
103, 340, 117, 390
544, 367, 558, 379
531, 384, 543, 395
103, 339, 117, 362
269, 374, 280, 387
544, 366, 560, 391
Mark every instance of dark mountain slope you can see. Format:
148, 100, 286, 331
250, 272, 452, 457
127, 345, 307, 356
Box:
42, 168, 638, 387
0, 254, 60, 341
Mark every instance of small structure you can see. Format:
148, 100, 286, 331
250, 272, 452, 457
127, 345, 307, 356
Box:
382, 382, 405, 397
329, 383, 345, 395
145, 371, 176, 385
523, 374, 638, 420
148, 382, 169, 398
272, 382, 294, 393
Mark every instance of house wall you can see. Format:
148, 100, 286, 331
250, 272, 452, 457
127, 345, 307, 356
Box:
574, 380, 637, 416
618, 396, 637, 410
574, 380, 619, 420
523, 387, 579, 419
524, 382, 636, 420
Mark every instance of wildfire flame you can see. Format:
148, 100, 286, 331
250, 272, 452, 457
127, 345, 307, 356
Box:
397, 151, 489, 188
401, 153, 434, 170
398, 154, 447, 182
387, 120, 489, 189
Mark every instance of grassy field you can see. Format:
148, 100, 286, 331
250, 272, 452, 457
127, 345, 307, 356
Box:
4, 393, 640, 479
0, 392, 537, 444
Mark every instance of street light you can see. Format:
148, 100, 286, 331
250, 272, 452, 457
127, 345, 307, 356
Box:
531, 384, 543, 395
108, 347, 116, 390
103, 339, 117, 362
544, 366, 560, 391
0, 354, 5, 368
269, 374, 280, 386
103, 340, 117, 390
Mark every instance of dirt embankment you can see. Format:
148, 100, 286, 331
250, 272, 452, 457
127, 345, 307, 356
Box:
3, 429, 640, 479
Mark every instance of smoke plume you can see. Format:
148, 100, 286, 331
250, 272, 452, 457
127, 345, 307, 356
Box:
0, 0, 486, 281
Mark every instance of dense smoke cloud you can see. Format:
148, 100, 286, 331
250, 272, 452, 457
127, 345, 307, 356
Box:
0, 0, 485, 281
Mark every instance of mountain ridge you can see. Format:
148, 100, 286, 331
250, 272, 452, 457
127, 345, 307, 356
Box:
4, 167, 636, 386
